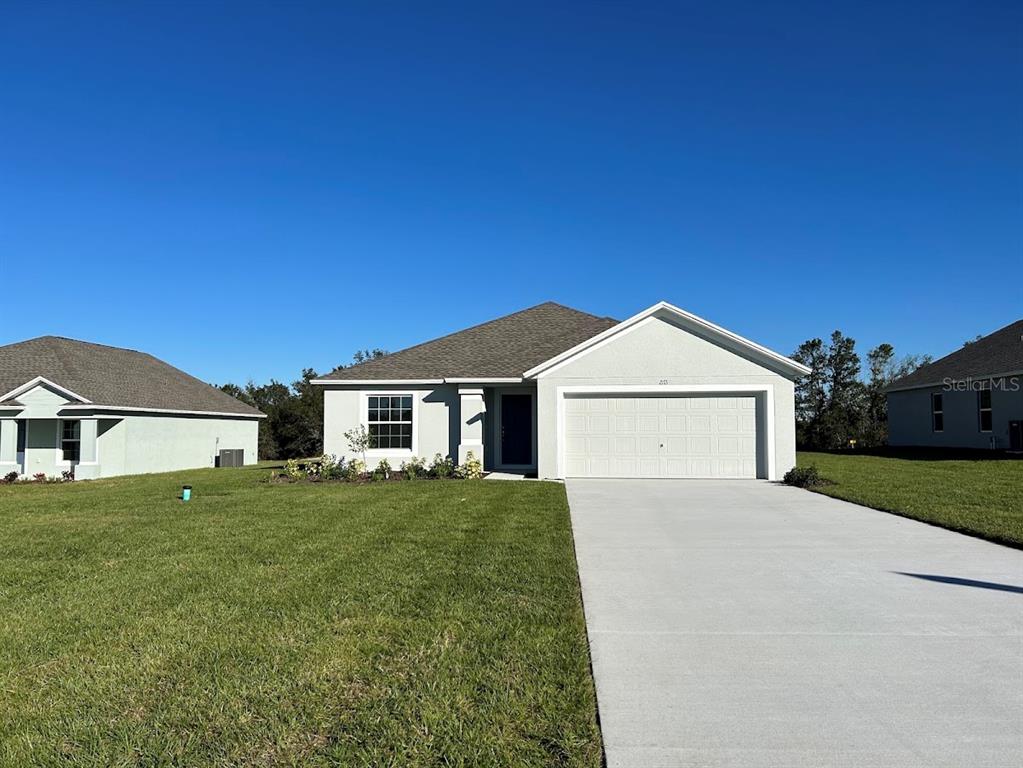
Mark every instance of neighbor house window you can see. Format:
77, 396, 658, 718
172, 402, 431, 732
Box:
931, 393, 943, 432
367, 395, 412, 449
978, 389, 992, 432
61, 420, 81, 462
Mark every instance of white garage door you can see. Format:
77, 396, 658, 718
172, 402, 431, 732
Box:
563, 395, 759, 478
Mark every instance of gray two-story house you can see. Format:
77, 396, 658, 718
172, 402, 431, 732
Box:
886, 319, 1023, 451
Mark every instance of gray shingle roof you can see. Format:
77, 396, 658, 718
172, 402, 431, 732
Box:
0, 336, 263, 416
887, 319, 1023, 391
320, 302, 619, 381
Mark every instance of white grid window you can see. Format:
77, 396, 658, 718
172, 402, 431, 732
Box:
978, 389, 992, 432
368, 395, 412, 449
61, 420, 81, 462
931, 394, 944, 433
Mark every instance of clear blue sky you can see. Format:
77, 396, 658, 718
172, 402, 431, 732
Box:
1, 1, 1020, 385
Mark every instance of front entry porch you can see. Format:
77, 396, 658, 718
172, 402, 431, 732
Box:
456, 385, 537, 474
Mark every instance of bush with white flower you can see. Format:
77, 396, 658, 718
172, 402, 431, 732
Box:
455, 451, 483, 480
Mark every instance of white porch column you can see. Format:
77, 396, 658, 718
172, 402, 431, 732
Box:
0, 420, 18, 475
457, 387, 485, 466
75, 418, 100, 479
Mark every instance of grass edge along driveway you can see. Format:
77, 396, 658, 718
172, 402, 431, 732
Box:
797, 451, 1022, 548
0, 466, 603, 767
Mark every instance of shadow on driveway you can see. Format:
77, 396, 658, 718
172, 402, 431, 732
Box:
894, 572, 1023, 595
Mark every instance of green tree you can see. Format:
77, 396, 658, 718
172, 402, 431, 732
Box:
217, 349, 390, 460
351, 348, 388, 365
792, 338, 828, 448
862, 343, 895, 446
792, 332, 930, 449
291, 368, 325, 456
861, 344, 931, 445
821, 330, 864, 448
793, 331, 864, 449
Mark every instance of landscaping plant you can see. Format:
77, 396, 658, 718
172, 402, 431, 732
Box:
400, 456, 426, 480
342, 458, 365, 482
344, 425, 372, 467
273, 452, 484, 485
283, 458, 306, 481
782, 465, 829, 488
373, 459, 392, 481
456, 451, 483, 479
319, 454, 342, 480
429, 453, 455, 479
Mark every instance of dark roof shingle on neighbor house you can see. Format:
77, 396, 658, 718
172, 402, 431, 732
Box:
320, 302, 619, 381
887, 318, 1023, 391
0, 336, 263, 416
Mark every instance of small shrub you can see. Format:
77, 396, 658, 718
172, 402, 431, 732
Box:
283, 459, 306, 481
342, 459, 365, 482
429, 453, 455, 479
32, 473, 47, 483
400, 456, 426, 480
456, 451, 483, 480
344, 425, 372, 467
783, 465, 830, 488
320, 454, 342, 480
2, 471, 18, 484
372, 459, 392, 481
61, 470, 75, 482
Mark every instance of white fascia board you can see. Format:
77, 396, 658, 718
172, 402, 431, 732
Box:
57, 404, 266, 419
0, 376, 93, 403
524, 301, 812, 378
311, 377, 524, 385
310, 378, 444, 386
445, 377, 523, 384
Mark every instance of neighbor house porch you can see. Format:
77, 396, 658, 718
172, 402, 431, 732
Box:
0, 416, 102, 480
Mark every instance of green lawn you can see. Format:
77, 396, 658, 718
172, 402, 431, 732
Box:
0, 467, 602, 767
798, 451, 1023, 548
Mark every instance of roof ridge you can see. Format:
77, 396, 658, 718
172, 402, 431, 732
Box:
887, 316, 1023, 390
332, 301, 606, 375
912, 317, 1023, 370
0, 335, 263, 416
3, 335, 150, 357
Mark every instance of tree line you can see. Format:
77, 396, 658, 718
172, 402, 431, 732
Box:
791, 332, 929, 449
219, 349, 386, 460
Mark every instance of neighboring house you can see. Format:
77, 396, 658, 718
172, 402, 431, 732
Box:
314, 302, 809, 480
887, 319, 1023, 451
0, 336, 264, 479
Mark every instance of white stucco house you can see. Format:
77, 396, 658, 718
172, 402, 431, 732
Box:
315, 302, 809, 480
887, 319, 1023, 451
0, 336, 263, 479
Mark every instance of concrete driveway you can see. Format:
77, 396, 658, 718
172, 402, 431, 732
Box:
567, 480, 1023, 768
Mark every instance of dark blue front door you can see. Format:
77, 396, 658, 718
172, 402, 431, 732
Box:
500, 394, 532, 465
